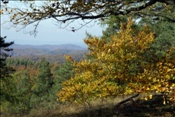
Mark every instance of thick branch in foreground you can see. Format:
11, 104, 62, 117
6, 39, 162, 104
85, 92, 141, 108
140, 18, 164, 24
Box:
114, 93, 140, 108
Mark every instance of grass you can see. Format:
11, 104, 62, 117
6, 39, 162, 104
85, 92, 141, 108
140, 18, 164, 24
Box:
27, 94, 175, 117
1, 94, 174, 117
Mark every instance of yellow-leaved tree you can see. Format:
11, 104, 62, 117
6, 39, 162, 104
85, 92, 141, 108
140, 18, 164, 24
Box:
58, 18, 175, 104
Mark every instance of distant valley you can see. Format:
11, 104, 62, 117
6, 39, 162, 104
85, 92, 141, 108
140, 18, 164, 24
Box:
11, 44, 87, 56
8, 44, 88, 63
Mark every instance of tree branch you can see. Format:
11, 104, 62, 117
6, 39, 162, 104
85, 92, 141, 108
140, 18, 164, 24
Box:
4, 0, 175, 35
114, 93, 140, 108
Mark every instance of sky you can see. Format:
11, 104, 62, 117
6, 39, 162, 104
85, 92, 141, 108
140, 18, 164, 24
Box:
1, 1, 104, 48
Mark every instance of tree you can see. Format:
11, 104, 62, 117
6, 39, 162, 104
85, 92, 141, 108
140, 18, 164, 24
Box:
51, 60, 74, 100
0, 36, 14, 104
100, 14, 175, 63
3, 0, 175, 35
29, 58, 53, 108
0, 36, 14, 78
142, 21, 175, 64
100, 15, 128, 42
34, 58, 53, 97
100, 16, 175, 103
57, 18, 175, 103
8, 70, 32, 114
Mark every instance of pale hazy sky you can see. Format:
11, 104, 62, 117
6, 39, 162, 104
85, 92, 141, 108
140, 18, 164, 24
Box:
1, 1, 104, 48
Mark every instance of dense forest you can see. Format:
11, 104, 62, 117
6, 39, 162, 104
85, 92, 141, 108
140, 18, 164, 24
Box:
1, 0, 175, 117
1, 39, 88, 116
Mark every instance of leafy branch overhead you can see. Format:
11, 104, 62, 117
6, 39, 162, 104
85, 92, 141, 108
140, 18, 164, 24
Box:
2, 0, 175, 34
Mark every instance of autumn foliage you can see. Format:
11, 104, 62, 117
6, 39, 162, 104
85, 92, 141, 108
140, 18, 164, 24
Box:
58, 18, 175, 103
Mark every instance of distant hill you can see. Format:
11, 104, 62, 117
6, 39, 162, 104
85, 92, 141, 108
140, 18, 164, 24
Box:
10, 44, 87, 56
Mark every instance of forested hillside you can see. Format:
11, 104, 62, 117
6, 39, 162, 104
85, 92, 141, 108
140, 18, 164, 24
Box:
11, 44, 86, 56
7, 44, 87, 63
